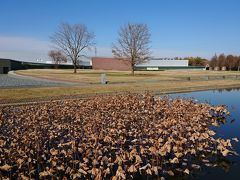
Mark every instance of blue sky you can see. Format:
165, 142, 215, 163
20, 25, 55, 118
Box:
0, 0, 240, 61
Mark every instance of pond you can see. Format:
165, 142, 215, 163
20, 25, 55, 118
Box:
0, 89, 239, 179
165, 88, 240, 180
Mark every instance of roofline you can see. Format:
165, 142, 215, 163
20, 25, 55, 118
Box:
91, 57, 188, 60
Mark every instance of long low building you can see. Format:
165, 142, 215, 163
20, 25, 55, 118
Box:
136, 59, 189, 70
91, 57, 190, 71
1, 57, 203, 74
0, 59, 25, 74
0, 58, 91, 74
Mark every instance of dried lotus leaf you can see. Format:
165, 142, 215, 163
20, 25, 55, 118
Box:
39, 170, 51, 177
0, 139, 6, 147
158, 137, 164, 143
221, 149, 230, 156
184, 168, 190, 174
112, 176, 117, 180
91, 167, 98, 176
170, 157, 179, 164
191, 164, 201, 169
167, 170, 174, 176
149, 146, 157, 154
83, 157, 89, 163
139, 163, 151, 171
146, 168, 152, 175
78, 168, 87, 175
20, 174, 30, 180
131, 139, 138, 143
104, 167, 111, 176
208, 130, 216, 136
72, 172, 81, 179
56, 164, 65, 171
135, 155, 142, 163
92, 159, 99, 166
128, 165, 137, 173
116, 166, 126, 179
152, 166, 158, 175
51, 160, 57, 167
212, 121, 219, 127
0, 164, 12, 171
17, 158, 24, 166
174, 152, 183, 158
232, 137, 239, 142
50, 148, 58, 156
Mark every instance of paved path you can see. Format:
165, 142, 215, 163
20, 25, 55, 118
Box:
0, 71, 78, 88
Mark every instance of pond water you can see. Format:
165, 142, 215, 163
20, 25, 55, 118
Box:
165, 88, 240, 180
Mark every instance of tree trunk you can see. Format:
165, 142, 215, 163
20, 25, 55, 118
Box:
73, 64, 77, 73
73, 57, 77, 73
54, 64, 58, 69
131, 64, 134, 76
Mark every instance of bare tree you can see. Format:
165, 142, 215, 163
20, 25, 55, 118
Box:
50, 23, 95, 73
238, 56, 240, 71
218, 54, 226, 68
210, 54, 240, 71
48, 50, 67, 69
226, 55, 235, 71
112, 23, 151, 75
209, 54, 218, 68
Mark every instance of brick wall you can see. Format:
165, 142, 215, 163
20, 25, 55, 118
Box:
92, 57, 131, 71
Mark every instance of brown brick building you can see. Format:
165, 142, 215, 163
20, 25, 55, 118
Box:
92, 57, 131, 71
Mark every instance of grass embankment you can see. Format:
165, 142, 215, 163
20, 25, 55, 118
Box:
1, 80, 240, 105
16, 69, 240, 84
0, 69, 240, 104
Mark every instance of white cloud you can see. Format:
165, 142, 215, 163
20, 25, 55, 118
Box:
0, 51, 49, 62
91, 47, 112, 57
1, 36, 213, 62
0, 36, 114, 62
89, 47, 213, 59
90, 47, 212, 59
0, 36, 51, 62
151, 48, 212, 59
0, 36, 50, 51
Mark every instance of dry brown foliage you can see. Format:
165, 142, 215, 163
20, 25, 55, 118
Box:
0, 94, 238, 179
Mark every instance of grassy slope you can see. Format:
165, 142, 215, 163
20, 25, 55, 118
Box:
1, 69, 240, 104
0, 75, 240, 104
16, 69, 240, 84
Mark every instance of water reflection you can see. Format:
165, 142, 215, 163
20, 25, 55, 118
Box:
214, 87, 240, 93
165, 88, 240, 180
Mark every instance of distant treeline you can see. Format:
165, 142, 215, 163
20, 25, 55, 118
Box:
175, 57, 208, 66
175, 54, 240, 70
209, 54, 240, 71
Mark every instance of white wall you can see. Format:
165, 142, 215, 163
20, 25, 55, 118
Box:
136, 60, 188, 67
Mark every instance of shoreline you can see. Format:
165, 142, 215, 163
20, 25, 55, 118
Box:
1, 84, 240, 107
